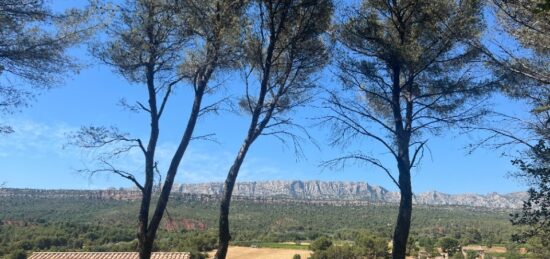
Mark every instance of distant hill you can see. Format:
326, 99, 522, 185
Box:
175, 180, 527, 209
0, 180, 527, 209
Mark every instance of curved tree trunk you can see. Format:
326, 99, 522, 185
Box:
214, 2, 291, 257
215, 140, 252, 259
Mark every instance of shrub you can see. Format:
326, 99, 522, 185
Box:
438, 237, 461, 256
310, 245, 358, 259
310, 236, 332, 252
9, 250, 27, 259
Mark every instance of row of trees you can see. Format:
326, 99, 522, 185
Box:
1, 0, 548, 258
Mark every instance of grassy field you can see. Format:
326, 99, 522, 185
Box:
232, 242, 310, 250
207, 246, 312, 259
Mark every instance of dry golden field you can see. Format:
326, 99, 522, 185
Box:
208, 246, 312, 259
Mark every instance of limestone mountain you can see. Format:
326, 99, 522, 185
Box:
174, 180, 526, 209
0, 180, 527, 209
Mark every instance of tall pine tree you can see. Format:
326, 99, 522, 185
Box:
326, 0, 491, 257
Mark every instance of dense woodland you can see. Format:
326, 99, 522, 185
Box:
0, 196, 528, 258
0, 0, 549, 258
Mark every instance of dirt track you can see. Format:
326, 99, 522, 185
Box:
208, 246, 312, 259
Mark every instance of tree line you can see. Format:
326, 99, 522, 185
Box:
0, 196, 522, 259
1, 0, 549, 259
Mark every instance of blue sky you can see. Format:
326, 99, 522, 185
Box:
0, 1, 532, 194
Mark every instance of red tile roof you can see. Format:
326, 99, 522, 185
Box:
28, 252, 190, 259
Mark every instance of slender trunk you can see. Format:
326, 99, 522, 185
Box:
137, 182, 153, 259
214, 5, 290, 257
215, 140, 253, 259
215, 29, 279, 259
138, 151, 157, 259
392, 158, 412, 259
389, 62, 413, 259
137, 176, 152, 257
144, 67, 212, 258
139, 63, 159, 259
213, 49, 275, 259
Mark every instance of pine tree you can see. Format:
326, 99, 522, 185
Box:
326, 0, 491, 257
72, 0, 244, 258
214, 0, 333, 257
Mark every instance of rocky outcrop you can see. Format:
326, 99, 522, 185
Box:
0, 180, 527, 209
175, 180, 526, 208
409, 191, 527, 209
175, 180, 389, 201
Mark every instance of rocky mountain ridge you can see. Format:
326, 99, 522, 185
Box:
0, 180, 527, 209
175, 180, 527, 209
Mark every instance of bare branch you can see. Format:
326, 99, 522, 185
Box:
80, 159, 144, 192
319, 98, 399, 159
410, 140, 427, 169
67, 125, 146, 156
321, 153, 401, 189
190, 133, 219, 144
198, 97, 232, 117
136, 101, 152, 113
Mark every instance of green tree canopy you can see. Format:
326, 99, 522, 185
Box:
438, 237, 461, 256
327, 0, 491, 257
0, 0, 93, 133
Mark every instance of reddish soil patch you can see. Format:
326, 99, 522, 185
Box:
163, 218, 206, 231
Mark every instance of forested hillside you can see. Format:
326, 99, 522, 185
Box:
0, 195, 522, 258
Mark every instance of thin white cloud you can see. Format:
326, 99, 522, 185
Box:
0, 119, 76, 158
0, 119, 287, 186
177, 148, 286, 183
178, 148, 234, 183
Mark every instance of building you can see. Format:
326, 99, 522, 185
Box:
28, 252, 190, 259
